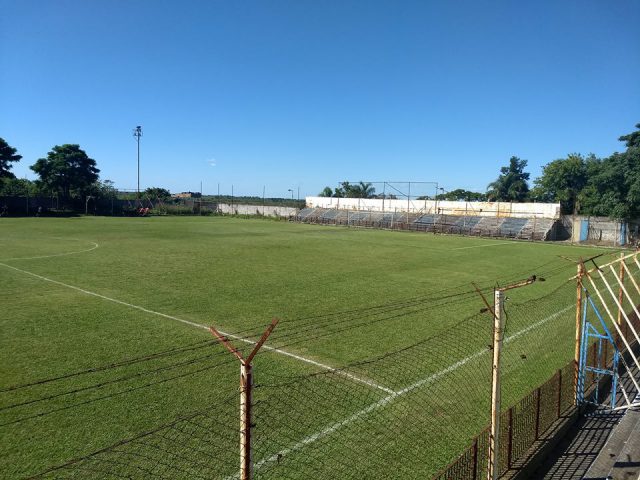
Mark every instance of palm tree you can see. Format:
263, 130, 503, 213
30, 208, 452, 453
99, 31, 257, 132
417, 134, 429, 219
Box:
357, 181, 375, 198
487, 157, 530, 202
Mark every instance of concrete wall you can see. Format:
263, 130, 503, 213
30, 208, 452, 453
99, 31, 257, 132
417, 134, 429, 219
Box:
306, 197, 561, 219
569, 216, 628, 246
217, 203, 297, 218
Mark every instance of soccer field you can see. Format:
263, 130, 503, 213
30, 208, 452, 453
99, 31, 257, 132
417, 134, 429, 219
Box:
0, 217, 614, 479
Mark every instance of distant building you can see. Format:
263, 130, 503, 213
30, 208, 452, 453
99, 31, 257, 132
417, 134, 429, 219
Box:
172, 192, 202, 199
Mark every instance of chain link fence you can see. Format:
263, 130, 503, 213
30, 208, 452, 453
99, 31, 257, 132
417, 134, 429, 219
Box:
12, 256, 640, 480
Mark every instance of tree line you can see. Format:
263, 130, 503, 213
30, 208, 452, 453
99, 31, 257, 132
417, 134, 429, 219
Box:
0, 141, 306, 211
317, 123, 640, 219
0, 141, 174, 205
2, 123, 638, 218
1, 142, 106, 200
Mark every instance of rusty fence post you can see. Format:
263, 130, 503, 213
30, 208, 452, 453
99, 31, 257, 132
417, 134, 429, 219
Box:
574, 261, 584, 404
617, 252, 625, 328
534, 387, 541, 440
472, 437, 479, 480
507, 407, 514, 469
488, 289, 505, 480
556, 369, 563, 418
240, 363, 253, 479
210, 319, 279, 480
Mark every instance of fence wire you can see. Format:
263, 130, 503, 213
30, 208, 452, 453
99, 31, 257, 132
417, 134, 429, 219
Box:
251, 311, 493, 480
30, 392, 239, 479
16, 255, 638, 480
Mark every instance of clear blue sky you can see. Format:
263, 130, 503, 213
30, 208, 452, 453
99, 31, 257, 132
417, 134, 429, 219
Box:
1, 0, 638, 198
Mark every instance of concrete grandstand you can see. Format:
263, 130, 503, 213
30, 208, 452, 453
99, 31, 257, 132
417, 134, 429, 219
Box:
297, 197, 562, 241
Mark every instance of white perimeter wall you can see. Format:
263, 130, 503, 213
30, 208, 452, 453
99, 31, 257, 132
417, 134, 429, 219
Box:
306, 197, 560, 219
217, 203, 297, 217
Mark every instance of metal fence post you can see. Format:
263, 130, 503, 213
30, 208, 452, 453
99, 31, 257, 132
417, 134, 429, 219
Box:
472, 437, 479, 480
534, 387, 541, 440
507, 407, 514, 468
591, 342, 597, 387
617, 252, 625, 329
240, 363, 253, 480
557, 369, 563, 418
210, 319, 278, 480
574, 262, 584, 404
488, 289, 505, 480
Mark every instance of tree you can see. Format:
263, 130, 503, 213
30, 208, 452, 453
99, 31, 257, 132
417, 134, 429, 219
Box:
486, 156, 530, 202
85, 179, 117, 200
572, 124, 640, 219
435, 189, 486, 201
618, 122, 640, 148
318, 186, 333, 197
341, 181, 358, 198
334, 181, 376, 198
356, 181, 375, 198
0, 177, 39, 196
0, 138, 22, 178
30, 144, 100, 199
532, 154, 588, 214
579, 150, 640, 219
145, 187, 171, 200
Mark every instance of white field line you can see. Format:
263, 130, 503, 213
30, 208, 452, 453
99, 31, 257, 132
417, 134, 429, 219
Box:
230, 302, 575, 479
452, 242, 513, 250
0, 263, 393, 395
0, 241, 100, 261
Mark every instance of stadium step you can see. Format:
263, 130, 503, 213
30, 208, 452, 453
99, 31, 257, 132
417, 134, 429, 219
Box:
584, 406, 640, 480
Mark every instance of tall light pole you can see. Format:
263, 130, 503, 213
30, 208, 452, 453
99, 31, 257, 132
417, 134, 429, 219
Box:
133, 126, 143, 199
288, 188, 294, 200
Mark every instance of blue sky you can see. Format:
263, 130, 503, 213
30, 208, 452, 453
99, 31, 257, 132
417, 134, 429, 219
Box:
1, 0, 638, 198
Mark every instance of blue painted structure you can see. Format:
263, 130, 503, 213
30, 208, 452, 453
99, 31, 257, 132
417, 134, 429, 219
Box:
579, 220, 589, 242
577, 292, 620, 409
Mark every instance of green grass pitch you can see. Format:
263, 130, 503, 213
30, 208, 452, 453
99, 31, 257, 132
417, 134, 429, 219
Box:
0, 216, 614, 479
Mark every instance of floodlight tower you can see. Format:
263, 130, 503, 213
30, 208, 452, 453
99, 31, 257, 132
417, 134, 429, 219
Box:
133, 126, 143, 198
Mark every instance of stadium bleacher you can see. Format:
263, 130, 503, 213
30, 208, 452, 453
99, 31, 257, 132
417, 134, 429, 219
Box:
295, 207, 557, 240
498, 217, 528, 237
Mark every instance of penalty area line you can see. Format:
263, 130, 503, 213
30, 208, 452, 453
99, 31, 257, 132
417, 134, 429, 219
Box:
0, 262, 394, 395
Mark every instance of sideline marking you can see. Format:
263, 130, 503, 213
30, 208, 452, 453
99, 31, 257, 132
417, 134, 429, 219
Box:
228, 303, 575, 478
0, 263, 394, 395
0, 240, 99, 261
452, 242, 513, 250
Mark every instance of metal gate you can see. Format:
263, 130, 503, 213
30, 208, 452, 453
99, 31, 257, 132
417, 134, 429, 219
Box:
577, 252, 640, 411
